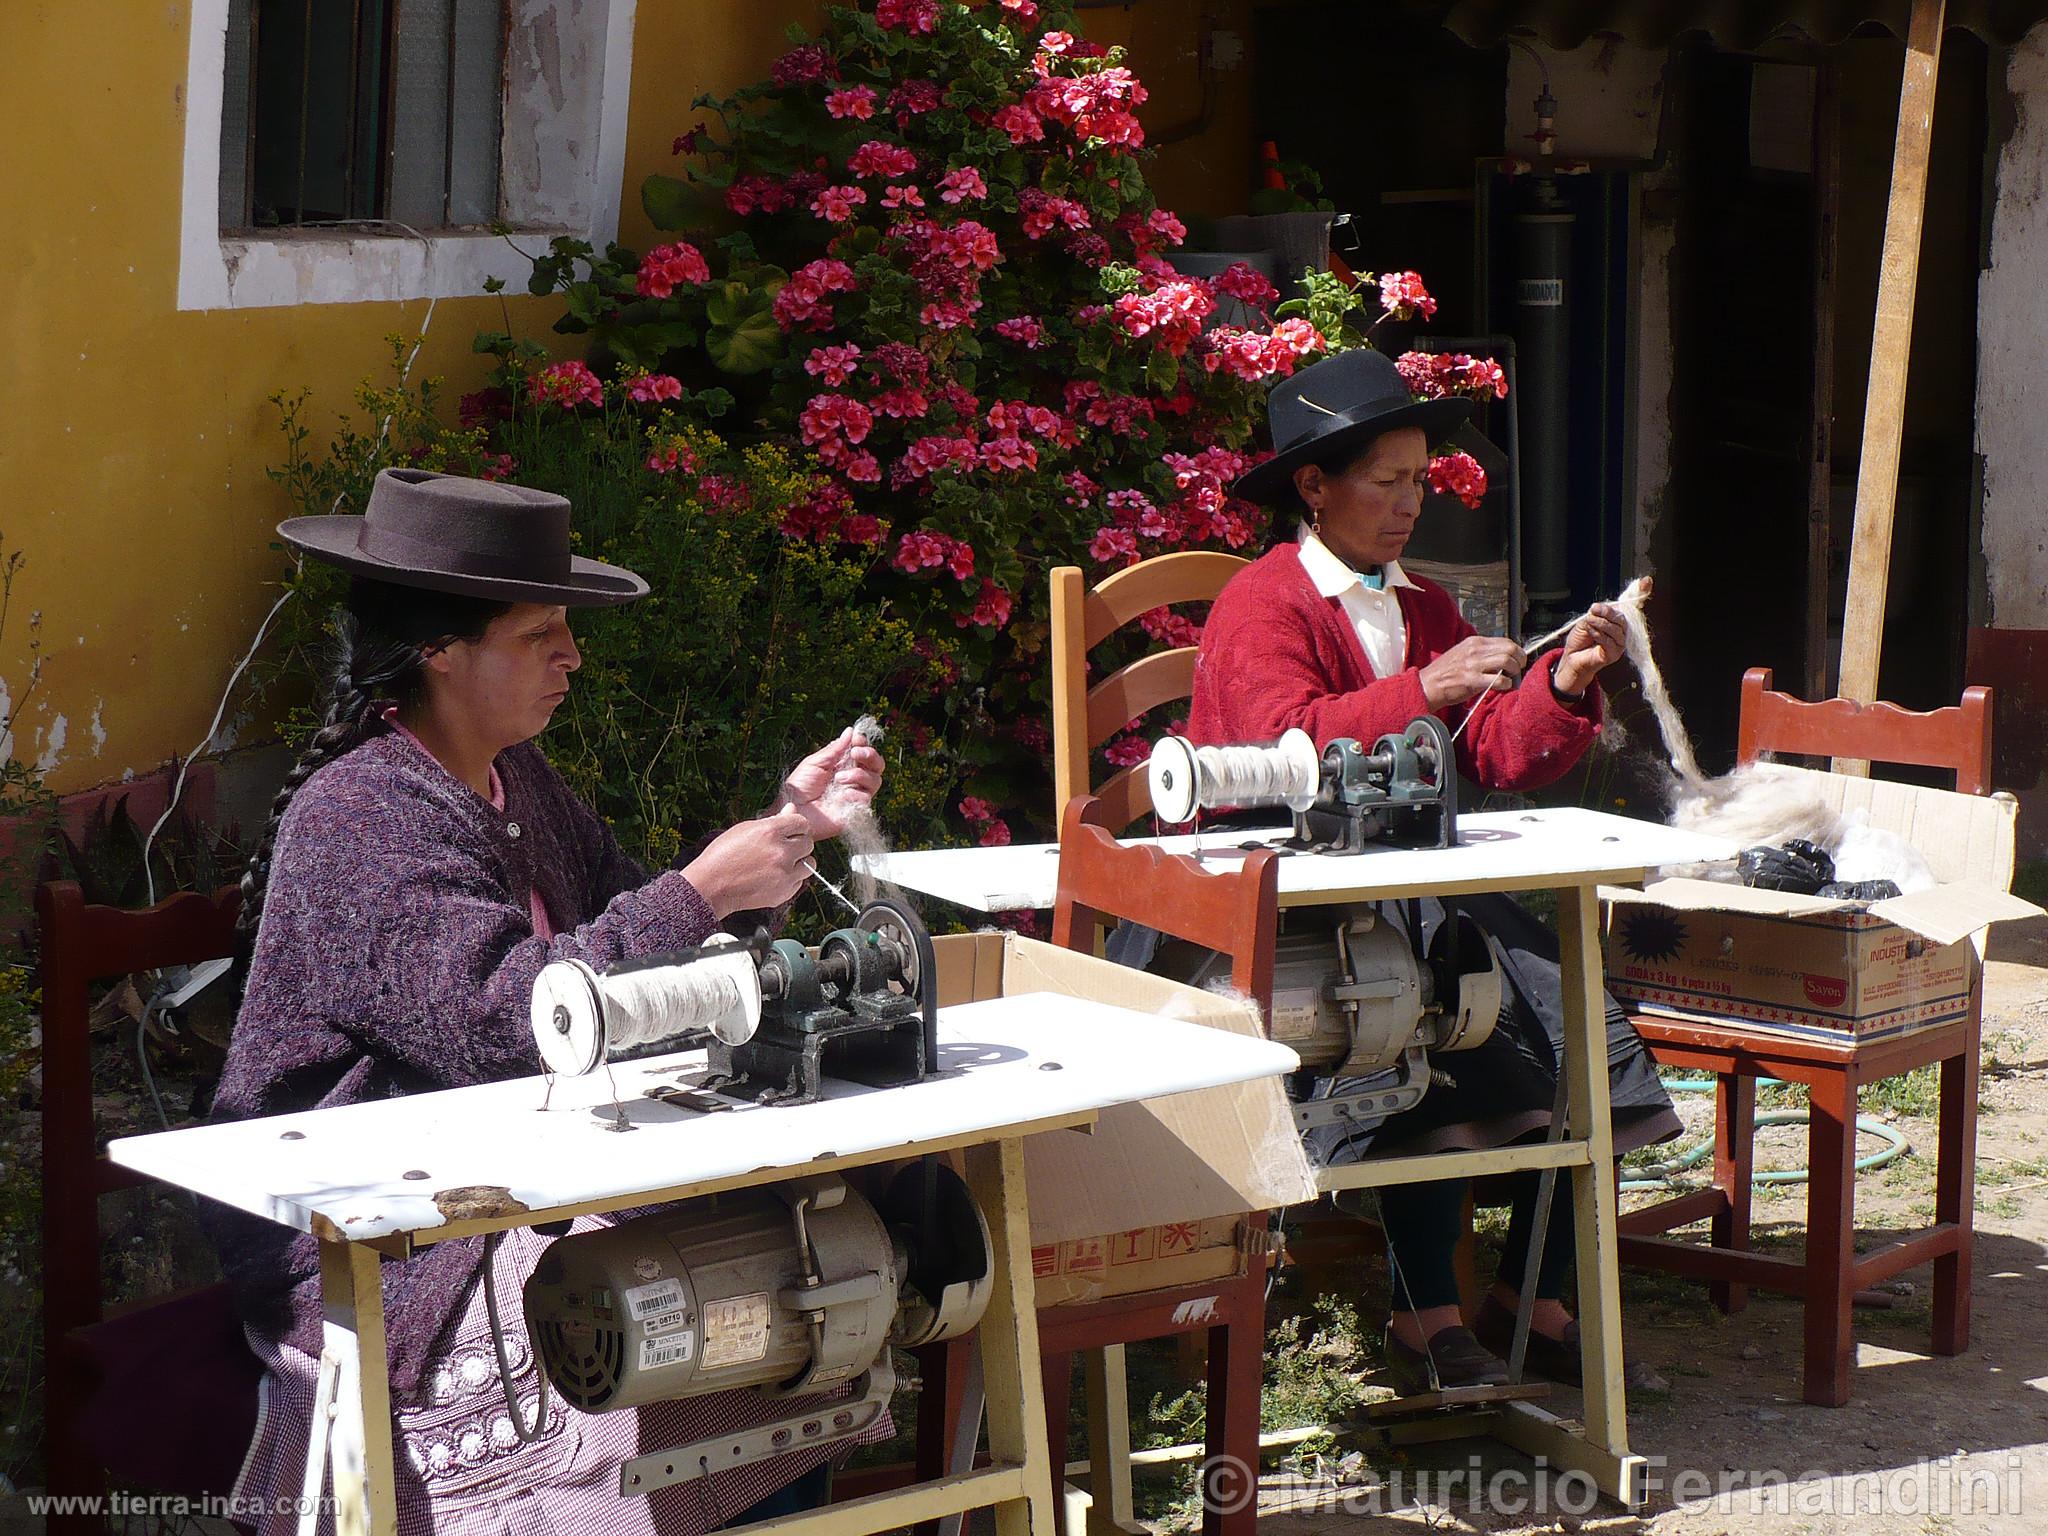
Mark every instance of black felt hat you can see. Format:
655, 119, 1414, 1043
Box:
278, 469, 648, 606
1231, 348, 1476, 506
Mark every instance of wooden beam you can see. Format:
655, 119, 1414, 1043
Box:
1835, 0, 1946, 771
1806, 60, 1841, 701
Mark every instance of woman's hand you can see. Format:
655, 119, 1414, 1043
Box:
777, 728, 886, 839
681, 809, 816, 919
1419, 636, 1527, 710
1552, 603, 1629, 700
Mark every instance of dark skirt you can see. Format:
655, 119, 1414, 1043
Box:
1112, 892, 1682, 1188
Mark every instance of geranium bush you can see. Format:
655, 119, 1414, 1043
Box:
464, 0, 1506, 849
258, 355, 942, 906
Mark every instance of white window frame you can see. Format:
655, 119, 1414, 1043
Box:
177, 0, 638, 311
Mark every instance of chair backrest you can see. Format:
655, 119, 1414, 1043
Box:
1736, 666, 1995, 796
1050, 796, 1279, 1011
38, 879, 241, 1523
1049, 551, 1249, 832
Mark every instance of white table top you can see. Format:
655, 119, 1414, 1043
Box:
859, 807, 1736, 913
110, 993, 1300, 1243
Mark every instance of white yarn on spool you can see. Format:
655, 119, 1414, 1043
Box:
1148, 727, 1321, 823
530, 941, 762, 1078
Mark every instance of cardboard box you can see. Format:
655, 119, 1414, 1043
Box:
1603, 766, 2042, 1045
931, 932, 1316, 1307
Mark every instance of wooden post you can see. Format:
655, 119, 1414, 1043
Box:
1834, 0, 1946, 772
1806, 61, 1841, 702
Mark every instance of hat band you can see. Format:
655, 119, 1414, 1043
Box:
1275, 395, 1415, 455
358, 521, 570, 584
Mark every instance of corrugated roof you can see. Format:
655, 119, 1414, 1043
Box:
1427, 0, 2048, 47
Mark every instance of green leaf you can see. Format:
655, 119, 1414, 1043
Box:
704, 285, 784, 375
1146, 348, 1180, 394
642, 174, 695, 231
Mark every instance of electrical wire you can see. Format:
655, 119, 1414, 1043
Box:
1620, 1076, 1911, 1191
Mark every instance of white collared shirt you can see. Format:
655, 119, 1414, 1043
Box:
1297, 523, 1416, 679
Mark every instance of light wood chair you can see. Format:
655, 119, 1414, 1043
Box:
1616, 667, 1998, 1406
1049, 552, 1247, 829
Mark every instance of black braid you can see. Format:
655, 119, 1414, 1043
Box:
235, 578, 512, 961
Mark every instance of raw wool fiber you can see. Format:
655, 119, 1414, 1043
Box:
1667, 760, 1847, 851
1522, 577, 1704, 788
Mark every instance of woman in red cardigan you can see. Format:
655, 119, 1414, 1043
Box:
1189, 348, 1678, 1397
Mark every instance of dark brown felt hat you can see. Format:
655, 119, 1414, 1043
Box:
278, 469, 648, 606
1232, 348, 1475, 506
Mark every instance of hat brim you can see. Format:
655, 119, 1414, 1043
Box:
1231, 395, 1478, 506
277, 516, 649, 607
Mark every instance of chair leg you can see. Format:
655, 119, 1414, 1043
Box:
1201, 1308, 1264, 1536
1932, 1038, 1980, 1355
1082, 1345, 1138, 1536
1710, 1071, 1757, 1315
913, 1336, 982, 1536
1044, 1351, 1074, 1536
1803, 1072, 1859, 1407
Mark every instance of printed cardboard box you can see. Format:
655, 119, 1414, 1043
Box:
930, 933, 1315, 1307
1602, 766, 2042, 1045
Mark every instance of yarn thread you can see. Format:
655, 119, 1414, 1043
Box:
596, 947, 759, 1053
1177, 740, 1321, 813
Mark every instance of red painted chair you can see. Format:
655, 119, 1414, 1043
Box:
1043, 795, 1280, 1536
39, 880, 259, 1531
1615, 667, 1998, 1406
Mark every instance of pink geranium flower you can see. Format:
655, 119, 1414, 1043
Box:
803, 343, 864, 386
811, 184, 867, 223
1427, 451, 1488, 508
938, 166, 988, 204
1379, 270, 1438, 320
626, 372, 684, 404
528, 360, 602, 409
826, 85, 876, 120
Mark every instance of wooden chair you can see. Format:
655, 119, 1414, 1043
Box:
39, 879, 258, 1532
1049, 552, 1247, 830
1615, 667, 1998, 1406
1047, 794, 1281, 1536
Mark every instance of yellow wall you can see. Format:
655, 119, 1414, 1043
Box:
0, 0, 1249, 797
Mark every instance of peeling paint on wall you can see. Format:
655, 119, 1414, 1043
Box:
36, 714, 68, 774
1979, 24, 2048, 629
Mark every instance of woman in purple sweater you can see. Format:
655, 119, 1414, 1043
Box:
209, 469, 884, 1535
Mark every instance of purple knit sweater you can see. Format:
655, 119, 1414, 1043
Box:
208, 726, 735, 1397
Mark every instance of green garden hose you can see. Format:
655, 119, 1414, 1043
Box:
1619, 1075, 1910, 1192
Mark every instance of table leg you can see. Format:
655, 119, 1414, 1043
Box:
318, 1236, 398, 1536
966, 1137, 1057, 1536
1081, 1346, 1139, 1536
1556, 885, 1634, 1492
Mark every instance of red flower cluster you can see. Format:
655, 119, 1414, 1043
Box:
876, 0, 940, 32
1102, 732, 1150, 768
960, 793, 1013, 847
993, 314, 1045, 348
636, 242, 710, 299
803, 343, 863, 385
1378, 270, 1438, 321
772, 258, 860, 331
894, 529, 977, 578
1427, 451, 1488, 508
849, 140, 918, 179
1026, 64, 1147, 147
1396, 349, 1509, 401
827, 85, 877, 120
958, 583, 1014, 629
812, 184, 867, 223
646, 440, 698, 476
938, 166, 988, 203
725, 174, 797, 217
1113, 280, 1216, 357
529, 360, 603, 409
771, 43, 835, 87
626, 372, 684, 404
1200, 318, 1323, 383
1211, 262, 1280, 310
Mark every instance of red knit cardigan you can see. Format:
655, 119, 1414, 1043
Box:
1187, 543, 1602, 791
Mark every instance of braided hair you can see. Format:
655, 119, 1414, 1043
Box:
236, 577, 512, 958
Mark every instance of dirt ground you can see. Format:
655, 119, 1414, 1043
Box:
1249, 921, 2048, 1536
4, 928, 2045, 1535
